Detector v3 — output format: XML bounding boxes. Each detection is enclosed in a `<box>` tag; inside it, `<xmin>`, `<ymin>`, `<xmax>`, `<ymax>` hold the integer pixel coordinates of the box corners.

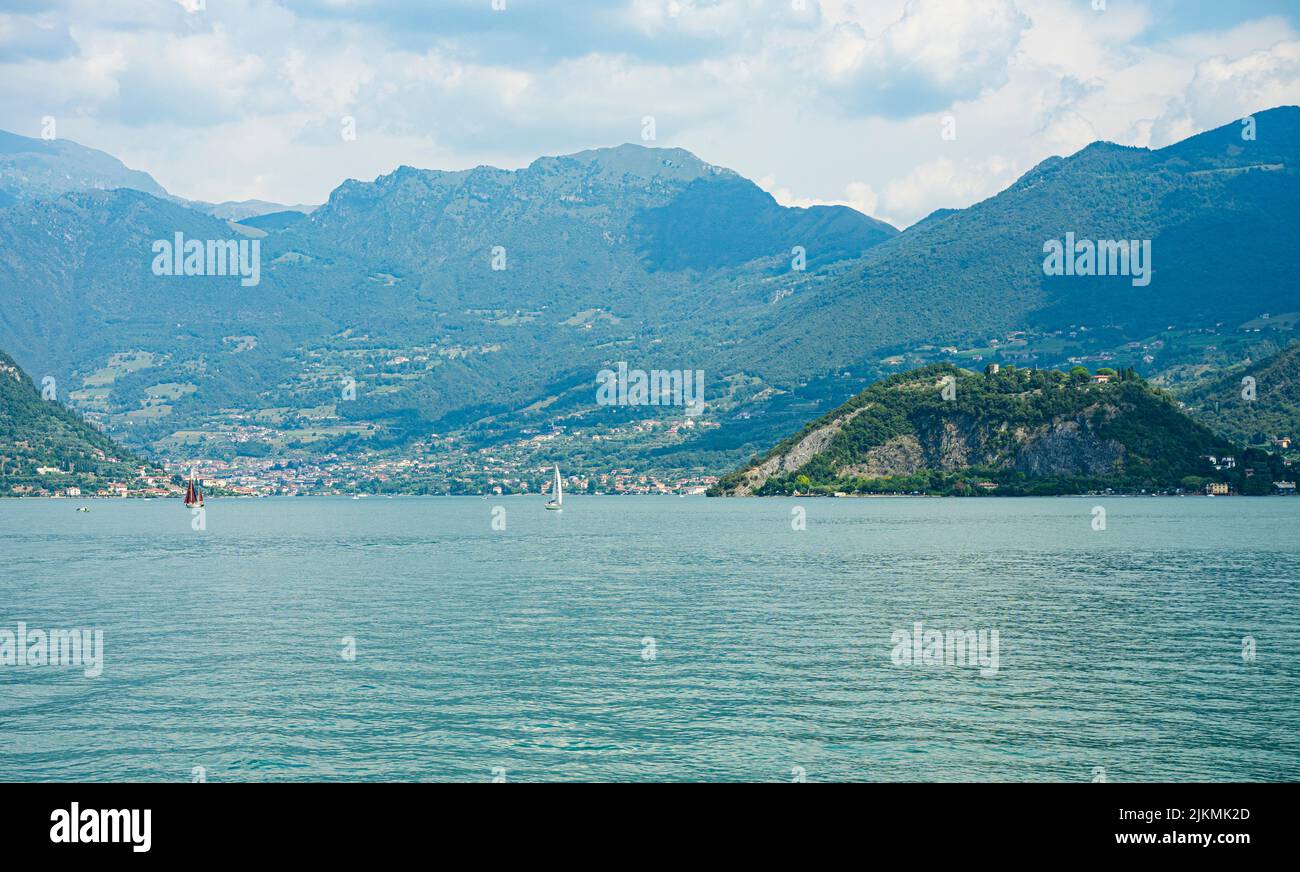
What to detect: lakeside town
<box><xmin>9</xmin><ymin>427</ymin><xmax>720</xmax><ymax>499</ymax></box>
<box><xmin>8</xmin><ymin>378</ymin><xmax>1296</xmax><ymax>499</ymax></box>
<box><xmin>13</xmin><ymin>447</ymin><xmax>1297</xmax><ymax>500</ymax></box>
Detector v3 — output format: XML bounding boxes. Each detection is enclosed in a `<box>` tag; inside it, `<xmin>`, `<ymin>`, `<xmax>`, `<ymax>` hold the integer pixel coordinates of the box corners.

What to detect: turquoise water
<box><xmin>1</xmin><ymin>495</ymin><xmax>1297</xmax><ymax>782</ymax></box>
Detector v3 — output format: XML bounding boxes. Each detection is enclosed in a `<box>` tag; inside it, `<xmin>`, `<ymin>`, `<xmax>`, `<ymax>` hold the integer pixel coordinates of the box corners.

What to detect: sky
<box><xmin>1</xmin><ymin>0</ymin><xmax>1298</xmax><ymax>227</ymax></box>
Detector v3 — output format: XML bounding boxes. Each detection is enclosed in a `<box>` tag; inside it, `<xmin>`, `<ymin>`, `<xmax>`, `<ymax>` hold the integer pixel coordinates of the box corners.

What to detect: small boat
<box><xmin>76</xmin><ymin>506</ymin><xmax>90</xmax><ymax>513</ymax></box>
<box><xmin>545</xmin><ymin>465</ymin><xmax>563</xmax><ymax>511</ymax></box>
<box><xmin>183</xmin><ymin>468</ymin><xmax>204</xmax><ymax>508</ymax></box>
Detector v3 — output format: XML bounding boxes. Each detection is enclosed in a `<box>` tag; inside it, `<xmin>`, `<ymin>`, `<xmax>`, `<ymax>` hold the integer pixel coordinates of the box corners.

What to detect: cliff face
<box><xmin>1013</xmin><ymin>418</ymin><xmax>1127</xmax><ymax>477</ymax></box>
<box><xmin>713</xmin><ymin>364</ymin><xmax>1236</xmax><ymax>496</ymax></box>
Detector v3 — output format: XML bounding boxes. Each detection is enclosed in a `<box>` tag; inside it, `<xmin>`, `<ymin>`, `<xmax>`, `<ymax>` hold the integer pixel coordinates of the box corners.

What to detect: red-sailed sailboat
<box><xmin>184</xmin><ymin>468</ymin><xmax>204</xmax><ymax>508</ymax></box>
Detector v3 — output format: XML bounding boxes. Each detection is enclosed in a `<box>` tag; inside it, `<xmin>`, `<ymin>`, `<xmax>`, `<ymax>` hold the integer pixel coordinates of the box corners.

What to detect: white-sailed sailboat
<box><xmin>545</xmin><ymin>465</ymin><xmax>563</xmax><ymax>511</ymax></box>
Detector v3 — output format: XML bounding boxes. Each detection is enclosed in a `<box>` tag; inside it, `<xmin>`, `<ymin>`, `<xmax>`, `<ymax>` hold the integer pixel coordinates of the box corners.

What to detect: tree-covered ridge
<box><xmin>0</xmin><ymin>349</ymin><xmax>164</xmax><ymax>495</ymax></box>
<box><xmin>732</xmin><ymin>106</ymin><xmax>1300</xmax><ymax>382</ymax></box>
<box><xmin>712</xmin><ymin>364</ymin><xmax>1292</xmax><ymax>496</ymax></box>
<box><xmin>1177</xmin><ymin>342</ymin><xmax>1300</xmax><ymax>455</ymax></box>
<box><xmin>0</xmin><ymin>109</ymin><xmax>1296</xmax><ymax>484</ymax></box>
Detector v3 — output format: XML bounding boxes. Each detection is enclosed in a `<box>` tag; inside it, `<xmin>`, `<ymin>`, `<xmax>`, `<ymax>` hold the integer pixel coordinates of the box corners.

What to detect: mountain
<box><xmin>198</xmin><ymin>200</ymin><xmax>317</xmax><ymax>221</ymax></box>
<box><xmin>0</xmin><ymin>349</ymin><xmax>163</xmax><ymax>496</ymax></box>
<box><xmin>1177</xmin><ymin>341</ymin><xmax>1300</xmax><ymax>453</ymax></box>
<box><xmin>0</xmin><ymin>129</ymin><xmax>169</xmax><ymax>201</ymax></box>
<box><xmin>290</xmin><ymin>145</ymin><xmax>894</xmax><ymax>280</ymax></box>
<box><xmin>629</xmin><ymin>173</ymin><xmax>897</xmax><ymax>272</ymax></box>
<box><xmin>732</xmin><ymin>105</ymin><xmax>1300</xmax><ymax>381</ymax></box>
<box><xmin>0</xmin><ymin>140</ymin><xmax>899</xmax><ymax>468</ymax></box>
<box><xmin>0</xmin><ymin>109</ymin><xmax>1296</xmax><ymax>487</ymax></box>
<box><xmin>236</xmin><ymin>209</ymin><xmax>310</xmax><ymax>231</ymax></box>
<box><xmin>709</xmin><ymin>363</ymin><xmax>1291</xmax><ymax>496</ymax></box>
<box><xmin>0</xmin><ymin>188</ymin><xmax>333</xmax><ymax>383</ymax></box>
<box><xmin>0</xmin><ymin>130</ymin><xmax>315</xmax><ymax>220</ymax></box>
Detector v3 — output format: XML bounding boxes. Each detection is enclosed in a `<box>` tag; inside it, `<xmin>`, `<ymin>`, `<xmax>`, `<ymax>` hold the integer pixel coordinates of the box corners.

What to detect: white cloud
<box><xmin>810</xmin><ymin>0</ymin><xmax>1030</xmax><ymax>116</ymax></box>
<box><xmin>1152</xmin><ymin>39</ymin><xmax>1300</xmax><ymax>146</ymax></box>
<box><xmin>879</xmin><ymin>156</ymin><xmax>1018</xmax><ymax>226</ymax></box>
<box><xmin>760</xmin><ymin>175</ymin><xmax>881</xmax><ymax>218</ymax></box>
<box><xmin>283</xmin><ymin>46</ymin><xmax>375</xmax><ymax>117</ymax></box>
<box><xmin>0</xmin><ymin>0</ymin><xmax>1298</xmax><ymax>226</ymax></box>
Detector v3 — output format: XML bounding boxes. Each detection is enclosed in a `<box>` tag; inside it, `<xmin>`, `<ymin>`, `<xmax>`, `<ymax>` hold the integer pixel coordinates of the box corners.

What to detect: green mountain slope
<box><xmin>712</xmin><ymin>364</ymin><xmax>1291</xmax><ymax>496</ymax></box>
<box><xmin>0</xmin><ymin>110</ymin><xmax>1296</xmax><ymax>483</ymax></box>
<box><xmin>0</xmin><ymin>349</ymin><xmax>162</xmax><ymax>495</ymax></box>
<box><xmin>0</xmin><ymin>141</ymin><xmax>898</xmax><ymax>464</ymax></box>
<box><xmin>735</xmin><ymin>105</ymin><xmax>1300</xmax><ymax>380</ymax></box>
<box><xmin>1178</xmin><ymin>342</ymin><xmax>1300</xmax><ymax>453</ymax></box>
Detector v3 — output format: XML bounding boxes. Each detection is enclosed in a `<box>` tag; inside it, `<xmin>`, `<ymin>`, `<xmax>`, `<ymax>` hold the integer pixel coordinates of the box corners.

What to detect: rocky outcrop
<box><xmin>729</xmin><ymin>404</ymin><xmax>872</xmax><ymax>495</ymax></box>
<box><xmin>1014</xmin><ymin>419</ymin><xmax>1126</xmax><ymax>477</ymax></box>
<box><xmin>712</xmin><ymin>362</ymin><xmax>1236</xmax><ymax>496</ymax></box>
<box><xmin>837</xmin><ymin>434</ymin><xmax>924</xmax><ymax>478</ymax></box>
<box><xmin>918</xmin><ymin>416</ymin><xmax>979</xmax><ymax>471</ymax></box>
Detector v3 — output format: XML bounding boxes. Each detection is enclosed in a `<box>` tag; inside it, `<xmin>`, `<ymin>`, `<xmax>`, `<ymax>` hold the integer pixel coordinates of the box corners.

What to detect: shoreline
<box><xmin>3</xmin><ymin>491</ymin><xmax>1293</xmax><ymax>501</ymax></box>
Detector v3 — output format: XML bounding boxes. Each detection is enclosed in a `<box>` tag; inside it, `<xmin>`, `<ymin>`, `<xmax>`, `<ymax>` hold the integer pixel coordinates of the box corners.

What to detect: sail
<box><xmin>553</xmin><ymin>466</ymin><xmax>563</xmax><ymax>505</ymax></box>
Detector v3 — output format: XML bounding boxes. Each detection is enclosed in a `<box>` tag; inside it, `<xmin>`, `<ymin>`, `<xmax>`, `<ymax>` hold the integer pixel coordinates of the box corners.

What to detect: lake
<box><xmin>1</xmin><ymin>495</ymin><xmax>1297</xmax><ymax>782</ymax></box>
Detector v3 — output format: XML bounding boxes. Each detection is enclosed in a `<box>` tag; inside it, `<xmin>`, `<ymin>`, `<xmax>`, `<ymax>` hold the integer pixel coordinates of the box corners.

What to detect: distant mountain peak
<box><xmin>1155</xmin><ymin>103</ymin><xmax>1300</xmax><ymax>166</ymax></box>
<box><xmin>527</xmin><ymin>143</ymin><xmax>733</xmax><ymax>180</ymax></box>
<box><xmin>327</xmin><ymin>143</ymin><xmax>734</xmax><ymax>206</ymax></box>
<box><xmin>0</xmin><ymin>128</ymin><xmax>169</xmax><ymax>202</ymax></box>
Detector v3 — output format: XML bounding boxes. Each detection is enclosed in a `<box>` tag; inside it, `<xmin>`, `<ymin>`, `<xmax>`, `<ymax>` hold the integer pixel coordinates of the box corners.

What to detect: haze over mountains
<box><xmin>0</xmin><ymin>129</ymin><xmax>312</xmax><ymax>219</ymax></box>
<box><xmin>0</xmin><ymin>107</ymin><xmax>1297</xmax><ymax>481</ymax></box>
<box><xmin>0</xmin><ymin>129</ymin><xmax>168</xmax><ymax>203</ymax></box>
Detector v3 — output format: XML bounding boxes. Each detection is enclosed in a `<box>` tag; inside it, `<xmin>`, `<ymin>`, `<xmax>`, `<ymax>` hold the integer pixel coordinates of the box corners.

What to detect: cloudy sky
<box><xmin>2</xmin><ymin>0</ymin><xmax>1298</xmax><ymax>226</ymax></box>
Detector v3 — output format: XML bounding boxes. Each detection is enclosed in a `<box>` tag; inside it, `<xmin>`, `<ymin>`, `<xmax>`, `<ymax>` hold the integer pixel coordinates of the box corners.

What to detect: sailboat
<box><xmin>545</xmin><ymin>465</ymin><xmax>563</xmax><ymax>511</ymax></box>
<box><xmin>184</xmin><ymin>468</ymin><xmax>204</xmax><ymax>508</ymax></box>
